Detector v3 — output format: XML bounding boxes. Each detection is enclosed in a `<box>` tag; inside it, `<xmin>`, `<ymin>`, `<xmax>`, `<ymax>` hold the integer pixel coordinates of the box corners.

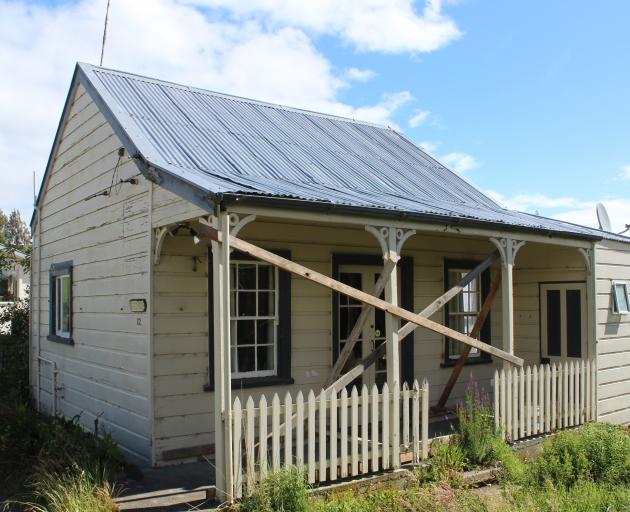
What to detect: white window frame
<box><xmin>612</xmin><ymin>281</ymin><xmax>630</xmax><ymax>314</ymax></box>
<box><xmin>447</xmin><ymin>267</ymin><xmax>482</xmax><ymax>360</ymax></box>
<box><xmin>230</xmin><ymin>260</ymin><xmax>279</xmax><ymax>378</ymax></box>
<box><xmin>55</xmin><ymin>274</ymin><xmax>72</xmax><ymax>338</ymax></box>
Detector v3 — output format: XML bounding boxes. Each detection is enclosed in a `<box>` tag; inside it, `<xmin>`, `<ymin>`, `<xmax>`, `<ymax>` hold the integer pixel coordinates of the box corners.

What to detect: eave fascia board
<box><xmin>222</xmin><ymin>194</ymin><xmax>603</xmax><ymax>248</ymax></box>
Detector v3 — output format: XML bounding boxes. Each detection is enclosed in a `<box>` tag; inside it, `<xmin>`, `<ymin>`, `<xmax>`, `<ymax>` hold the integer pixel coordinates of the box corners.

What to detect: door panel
<box><xmin>541</xmin><ymin>283</ymin><xmax>586</xmax><ymax>361</ymax></box>
<box><xmin>336</xmin><ymin>265</ymin><xmax>401</xmax><ymax>390</ymax></box>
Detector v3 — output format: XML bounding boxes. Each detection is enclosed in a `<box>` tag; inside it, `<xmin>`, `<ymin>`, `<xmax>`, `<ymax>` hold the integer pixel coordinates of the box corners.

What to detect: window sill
<box><xmin>440</xmin><ymin>357</ymin><xmax>492</xmax><ymax>368</ymax></box>
<box><xmin>47</xmin><ymin>335</ymin><xmax>74</xmax><ymax>345</ymax></box>
<box><xmin>204</xmin><ymin>376</ymin><xmax>294</xmax><ymax>392</ymax></box>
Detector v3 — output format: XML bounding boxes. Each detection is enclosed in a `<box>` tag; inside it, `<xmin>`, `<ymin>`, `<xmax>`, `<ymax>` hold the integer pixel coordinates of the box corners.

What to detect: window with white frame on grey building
<box><xmin>447</xmin><ymin>267</ymin><xmax>481</xmax><ymax>359</ymax></box>
<box><xmin>230</xmin><ymin>260</ymin><xmax>278</xmax><ymax>377</ymax></box>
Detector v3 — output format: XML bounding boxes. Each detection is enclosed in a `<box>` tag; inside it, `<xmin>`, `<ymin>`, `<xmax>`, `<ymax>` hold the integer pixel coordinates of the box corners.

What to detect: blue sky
<box><xmin>1</xmin><ymin>0</ymin><xmax>628</xmax><ymax>230</ymax></box>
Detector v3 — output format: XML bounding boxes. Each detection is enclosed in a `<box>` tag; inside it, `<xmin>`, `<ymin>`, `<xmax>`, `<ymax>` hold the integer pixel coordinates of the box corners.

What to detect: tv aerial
<box><xmin>596</xmin><ymin>202</ymin><xmax>629</xmax><ymax>235</ymax></box>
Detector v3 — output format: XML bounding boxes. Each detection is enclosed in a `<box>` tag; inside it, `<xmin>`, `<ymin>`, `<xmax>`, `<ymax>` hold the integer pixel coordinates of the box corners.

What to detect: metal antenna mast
<box><xmin>99</xmin><ymin>0</ymin><xmax>111</xmax><ymax>66</ymax></box>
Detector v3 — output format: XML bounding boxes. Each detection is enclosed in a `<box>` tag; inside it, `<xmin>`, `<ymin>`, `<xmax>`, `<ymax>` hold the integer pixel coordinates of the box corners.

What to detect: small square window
<box><xmin>612</xmin><ymin>282</ymin><xmax>630</xmax><ymax>314</ymax></box>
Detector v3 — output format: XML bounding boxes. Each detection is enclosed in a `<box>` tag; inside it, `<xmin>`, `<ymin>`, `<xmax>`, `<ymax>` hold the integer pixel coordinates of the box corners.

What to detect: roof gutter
<box><xmin>220</xmin><ymin>192</ymin><xmax>604</xmax><ymax>243</ymax></box>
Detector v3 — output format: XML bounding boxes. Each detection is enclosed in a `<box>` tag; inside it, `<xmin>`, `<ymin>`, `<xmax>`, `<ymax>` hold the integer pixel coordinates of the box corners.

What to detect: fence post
<box><xmin>493</xmin><ymin>370</ymin><xmax>500</xmax><ymax>433</ymax></box>
<box><xmin>392</xmin><ymin>381</ymin><xmax>400</xmax><ymax>468</ymax></box>
<box><xmin>412</xmin><ymin>380</ymin><xmax>420</xmax><ymax>463</ymax></box>
<box><xmin>351</xmin><ymin>386</ymin><xmax>359</xmax><ymax>475</ymax></box>
<box><xmin>307</xmin><ymin>390</ymin><xmax>316</xmax><ymax>483</ymax></box>
<box><xmin>519</xmin><ymin>366</ymin><xmax>525</xmax><ymax>439</ymax></box>
<box><xmin>245</xmin><ymin>397</ymin><xmax>255</xmax><ymax>493</ymax></box>
<box><xmin>371</xmin><ymin>384</ymin><xmax>379</xmax><ymax>471</ymax></box>
<box><xmin>361</xmin><ymin>385</ymin><xmax>369</xmax><ymax>474</ymax></box>
<box><xmin>382</xmin><ymin>382</ymin><xmax>390</xmax><ymax>470</ymax></box>
<box><xmin>232</xmin><ymin>397</ymin><xmax>243</xmax><ymax>499</ymax></box>
<box><xmin>331</xmin><ymin>389</ymin><xmax>338</xmax><ymax>479</ymax></box>
<box><xmin>421</xmin><ymin>378</ymin><xmax>429</xmax><ymax>460</ymax></box>
<box><xmin>284</xmin><ymin>392</ymin><xmax>293</xmax><ymax>469</ymax></box>
<box><xmin>319</xmin><ymin>389</ymin><xmax>327</xmax><ymax>482</ymax></box>
<box><xmin>340</xmin><ymin>388</ymin><xmax>348</xmax><ymax>478</ymax></box>
<box><xmin>296</xmin><ymin>391</ymin><xmax>304</xmax><ymax>469</ymax></box>
<box><xmin>259</xmin><ymin>395</ymin><xmax>268</xmax><ymax>479</ymax></box>
<box><xmin>272</xmin><ymin>394</ymin><xmax>280</xmax><ymax>473</ymax></box>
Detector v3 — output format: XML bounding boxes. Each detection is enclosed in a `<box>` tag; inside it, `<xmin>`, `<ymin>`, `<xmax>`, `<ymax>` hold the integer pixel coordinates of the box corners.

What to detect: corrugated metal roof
<box><xmin>78</xmin><ymin>63</ymin><xmax>628</xmax><ymax>242</ymax></box>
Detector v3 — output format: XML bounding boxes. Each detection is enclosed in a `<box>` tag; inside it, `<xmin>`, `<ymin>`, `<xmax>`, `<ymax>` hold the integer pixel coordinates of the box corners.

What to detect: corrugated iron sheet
<box><xmin>80</xmin><ymin>63</ymin><xmax>627</xmax><ymax>241</ymax></box>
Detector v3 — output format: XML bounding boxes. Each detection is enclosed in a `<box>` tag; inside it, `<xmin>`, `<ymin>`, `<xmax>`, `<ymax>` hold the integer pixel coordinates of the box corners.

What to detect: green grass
<box><xmin>239</xmin><ymin>467</ymin><xmax>309</xmax><ymax>512</ymax></box>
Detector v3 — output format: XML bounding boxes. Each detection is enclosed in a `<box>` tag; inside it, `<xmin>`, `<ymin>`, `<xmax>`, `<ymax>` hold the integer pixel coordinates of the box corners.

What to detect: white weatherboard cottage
<box><xmin>30</xmin><ymin>63</ymin><xmax>630</xmax><ymax>499</ymax></box>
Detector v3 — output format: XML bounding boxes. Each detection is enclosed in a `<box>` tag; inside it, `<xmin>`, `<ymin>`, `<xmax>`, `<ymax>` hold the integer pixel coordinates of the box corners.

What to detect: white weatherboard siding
<box><xmin>31</xmin><ymin>84</ymin><xmax>152</xmax><ymax>465</ymax></box>
<box><xmin>596</xmin><ymin>240</ymin><xmax>630</xmax><ymax>424</ymax></box>
<box><xmin>152</xmin><ymin>217</ymin><xmax>586</xmax><ymax>464</ymax></box>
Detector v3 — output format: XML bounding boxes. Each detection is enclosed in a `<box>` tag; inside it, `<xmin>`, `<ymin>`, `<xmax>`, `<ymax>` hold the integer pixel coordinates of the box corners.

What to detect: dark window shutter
<box><xmin>566</xmin><ymin>289</ymin><xmax>582</xmax><ymax>358</ymax></box>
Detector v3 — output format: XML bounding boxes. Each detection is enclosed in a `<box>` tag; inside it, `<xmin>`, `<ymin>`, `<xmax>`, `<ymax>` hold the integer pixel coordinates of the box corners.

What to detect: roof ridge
<box><xmin>79</xmin><ymin>62</ymin><xmax>392</xmax><ymax>130</ymax></box>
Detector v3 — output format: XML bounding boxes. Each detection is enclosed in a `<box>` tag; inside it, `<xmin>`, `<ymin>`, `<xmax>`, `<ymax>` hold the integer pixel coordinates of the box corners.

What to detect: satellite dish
<box><xmin>596</xmin><ymin>203</ymin><xmax>612</xmax><ymax>232</ymax></box>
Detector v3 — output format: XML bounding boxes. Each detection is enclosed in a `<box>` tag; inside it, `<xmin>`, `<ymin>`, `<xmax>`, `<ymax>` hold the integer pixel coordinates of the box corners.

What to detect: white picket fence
<box><xmin>231</xmin><ymin>379</ymin><xmax>429</xmax><ymax>498</ymax></box>
<box><xmin>494</xmin><ymin>359</ymin><xmax>596</xmax><ymax>442</ymax></box>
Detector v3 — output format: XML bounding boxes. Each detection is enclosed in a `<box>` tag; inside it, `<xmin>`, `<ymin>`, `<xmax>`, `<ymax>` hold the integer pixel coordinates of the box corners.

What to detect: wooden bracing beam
<box><xmin>325</xmin><ymin>258</ymin><xmax>397</xmax><ymax>387</ymax></box>
<box><xmin>435</xmin><ymin>271</ymin><xmax>502</xmax><ymax>408</ymax></box>
<box><xmin>327</xmin><ymin>252</ymin><xmax>500</xmax><ymax>392</ymax></box>
<box><xmin>199</xmin><ymin>224</ymin><xmax>523</xmax><ymax>367</ymax></box>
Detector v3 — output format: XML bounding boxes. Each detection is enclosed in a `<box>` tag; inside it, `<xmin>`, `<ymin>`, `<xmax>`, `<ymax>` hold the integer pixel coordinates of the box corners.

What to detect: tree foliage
<box><xmin>0</xmin><ymin>208</ymin><xmax>31</xmax><ymax>274</ymax></box>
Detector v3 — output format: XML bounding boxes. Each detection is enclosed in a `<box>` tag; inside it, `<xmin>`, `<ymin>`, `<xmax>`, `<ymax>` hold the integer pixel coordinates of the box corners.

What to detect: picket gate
<box><xmin>231</xmin><ymin>379</ymin><xmax>429</xmax><ymax>498</ymax></box>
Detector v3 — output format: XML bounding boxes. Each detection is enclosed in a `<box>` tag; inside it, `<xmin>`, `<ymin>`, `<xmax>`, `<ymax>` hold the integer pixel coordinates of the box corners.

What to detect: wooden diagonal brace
<box><xmin>325</xmin><ymin>258</ymin><xmax>397</xmax><ymax>387</ymax></box>
<box><xmin>436</xmin><ymin>271</ymin><xmax>502</xmax><ymax>408</ymax></box>
<box><xmin>199</xmin><ymin>224</ymin><xmax>523</xmax><ymax>367</ymax></box>
<box><xmin>329</xmin><ymin>251</ymin><xmax>500</xmax><ymax>391</ymax></box>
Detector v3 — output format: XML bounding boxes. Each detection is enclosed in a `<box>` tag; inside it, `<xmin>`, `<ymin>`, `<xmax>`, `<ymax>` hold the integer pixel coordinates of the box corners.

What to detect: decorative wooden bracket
<box><xmin>154</xmin><ymin>226</ymin><xmax>169</xmax><ymax>265</ymax></box>
<box><xmin>577</xmin><ymin>247</ymin><xmax>592</xmax><ymax>274</ymax></box>
<box><xmin>490</xmin><ymin>237</ymin><xmax>525</xmax><ymax>267</ymax></box>
<box><xmin>365</xmin><ymin>225</ymin><xmax>416</xmax><ymax>261</ymax></box>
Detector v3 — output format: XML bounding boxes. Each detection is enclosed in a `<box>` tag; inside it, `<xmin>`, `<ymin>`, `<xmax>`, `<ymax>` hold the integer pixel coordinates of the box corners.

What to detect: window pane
<box><xmin>257</xmin><ymin>319</ymin><xmax>274</xmax><ymax>344</ymax></box>
<box><xmin>546</xmin><ymin>289</ymin><xmax>561</xmax><ymax>357</ymax></box>
<box><xmin>236</xmin><ymin>320</ymin><xmax>255</xmax><ymax>345</ymax></box>
<box><xmin>339</xmin><ymin>273</ymin><xmax>361</xmax><ymax>305</ymax></box>
<box><xmin>258</xmin><ymin>265</ymin><xmax>274</xmax><ymax>290</ymax></box>
<box><xmin>238</xmin><ymin>264</ymin><xmax>256</xmax><ymax>290</ymax></box>
<box><xmin>230</xmin><ymin>320</ymin><xmax>237</xmax><ymax>347</ymax></box>
<box><xmin>566</xmin><ymin>289</ymin><xmax>582</xmax><ymax>358</ymax></box>
<box><xmin>237</xmin><ymin>347</ymin><xmax>255</xmax><ymax>372</ymax></box>
<box><xmin>61</xmin><ymin>276</ymin><xmax>71</xmax><ymax>333</ymax></box>
<box><xmin>257</xmin><ymin>346</ymin><xmax>274</xmax><ymax>371</ymax></box>
<box><xmin>614</xmin><ymin>283</ymin><xmax>629</xmax><ymax>313</ymax></box>
<box><xmin>258</xmin><ymin>292</ymin><xmax>275</xmax><ymax>316</ymax></box>
<box><xmin>231</xmin><ymin>347</ymin><xmax>237</xmax><ymax>373</ymax></box>
<box><xmin>238</xmin><ymin>291</ymin><xmax>256</xmax><ymax>316</ymax></box>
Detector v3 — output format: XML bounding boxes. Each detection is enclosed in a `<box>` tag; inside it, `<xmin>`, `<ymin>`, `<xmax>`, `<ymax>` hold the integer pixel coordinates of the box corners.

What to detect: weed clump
<box><xmin>530</xmin><ymin>422</ymin><xmax>630</xmax><ymax>488</ymax></box>
<box><xmin>239</xmin><ymin>467</ymin><xmax>308</xmax><ymax>512</ymax></box>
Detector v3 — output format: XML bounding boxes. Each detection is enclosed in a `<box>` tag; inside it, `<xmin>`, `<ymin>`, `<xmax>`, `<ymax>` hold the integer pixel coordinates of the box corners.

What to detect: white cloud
<box><xmin>438</xmin><ymin>152</ymin><xmax>478</xmax><ymax>174</ymax></box>
<box><xmin>345</xmin><ymin>67</ymin><xmax>376</xmax><ymax>82</ymax></box>
<box><xmin>185</xmin><ymin>0</ymin><xmax>462</xmax><ymax>53</ymax></box>
<box><xmin>418</xmin><ymin>141</ymin><xmax>438</xmax><ymax>154</ymax></box>
<box><xmin>409</xmin><ymin>109</ymin><xmax>431</xmax><ymax>128</ymax></box>
<box><xmin>0</xmin><ymin>0</ymin><xmax>418</xmax><ymax>220</ymax></box>
<box><xmin>619</xmin><ymin>165</ymin><xmax>630</xmax><ymax>180</ymax></box>
<box><xmin>486</xmin><ymin>191</ymin><xmax>630</xmax><ymax>233</ymax></box>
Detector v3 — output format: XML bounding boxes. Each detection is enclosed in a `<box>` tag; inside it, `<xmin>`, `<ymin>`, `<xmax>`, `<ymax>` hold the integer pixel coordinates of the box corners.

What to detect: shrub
<box><xmin>530</xmin><ymin>422</ymin><xmax>630</xmax><ymax>488</ymax></box>
<box><xmin>506</xmin><ymin>480</ymin><xmax>630</xmax><ymax>512</ymax></box>
<box><xmin>240</xmin><ymin>467</ymin><xmax>308</xmax><ymax>512</ymax></box>
<box><xmin>418</xmin><ymin>438</ymin><xmax>466</xmax><ymax>483</ymax></box>
<box><xmin>453</xmin><ymin>377</ymin><xmax>526</xmax><ymax>481</ymax></box>
<box><xmin>0</xmin><ymin>299</ymin><xmax>30</xmax><ymax>404</ymax></box>
<box><xmin>0</xmin><ymin>404</ymin><xmax>124</xmax><ymax>496</ymax></box>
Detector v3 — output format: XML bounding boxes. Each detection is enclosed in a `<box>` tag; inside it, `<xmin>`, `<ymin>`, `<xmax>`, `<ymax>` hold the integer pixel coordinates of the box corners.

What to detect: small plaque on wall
<box><xmin>129</xmin><ymin>299</ymin><xmax>147</xmax><ymax>312</ymax></box>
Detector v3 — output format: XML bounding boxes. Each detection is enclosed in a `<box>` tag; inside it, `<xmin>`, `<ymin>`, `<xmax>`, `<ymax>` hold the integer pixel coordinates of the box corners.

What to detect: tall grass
<box><xmin>239</xmin><ymin>467</ymin><xmax>308</xmax><ymax>512</ymax></box>
<box><xmin>22</xmin><ymin>462</ymin><xmax>118</xmax><ymax>512</ymax></box>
